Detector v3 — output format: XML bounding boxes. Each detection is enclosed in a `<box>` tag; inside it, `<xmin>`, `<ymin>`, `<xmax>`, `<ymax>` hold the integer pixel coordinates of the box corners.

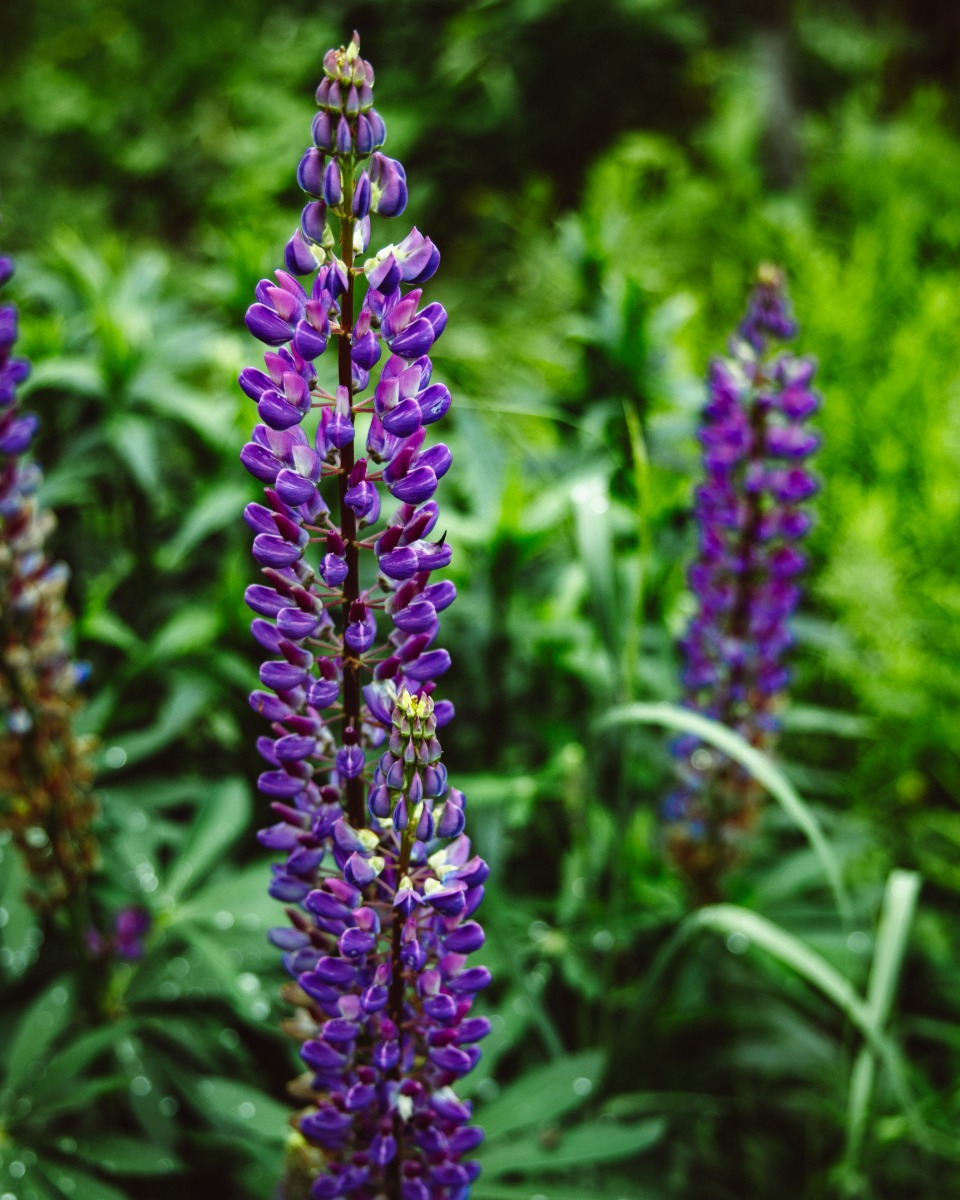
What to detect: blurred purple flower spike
<box><xmin>0</xmin><ymin>246</ymin><xmax>98</xmax><ymax>914</ymax></box>
<box><xmin>666</xmin><ymin>265</ymin><xmax>821</xmax><ymax>901</ymax></box>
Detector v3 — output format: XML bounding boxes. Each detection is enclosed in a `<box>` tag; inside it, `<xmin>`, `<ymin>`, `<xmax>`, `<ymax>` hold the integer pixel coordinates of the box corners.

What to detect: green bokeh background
<box><xmin>3</xmin><ymin>1</ymin><xmax>960</xmax><ymax>1197</ymax></box>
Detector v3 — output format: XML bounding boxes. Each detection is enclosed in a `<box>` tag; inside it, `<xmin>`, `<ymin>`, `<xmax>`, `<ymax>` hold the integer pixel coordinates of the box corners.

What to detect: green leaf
<box><xmin>157</xmin><ymin>482</ymin><xmax>251</xmax><ymax>570</ymax></box>
<box><xmin>35</xmin><ymin>1076</ymin><xmax>130</xmax><ymax>1122</ymax></box>
<box><xmin>112</xmin><ymin>676</ymin><xmax>215</xmax><ymax>767</ymax></box>
<box><xmin>97</xmin><ymin>777</ymin><xmax>210</xmax><ymax>811</ymax></box>
<box><xmin>0</xmin><ymin>842</ymin><xmax>41</xmax><ymax>982</ymax></box>
<box><xmin>80</xmin><ymin>609</ymin><xmax>143</xmax><ymax>653</ymax></box>
<box><xmin>781</xmin><ymin>705</ymin><xmax>873</xmax><ymax>738</ymax></box>
<box><xmin>570</xmin><ymin>471</ymin><xmax>624</xmax><ymax>677</ymax></box>
<box><xmin>107</xmin><ymin>413</ymin><xmax>161</xmax><ymax>494</ymax></box>
<box><xmin>173</xmin><ymin>860</ymin><xmax>282</xmax><ymax>971</ymax></box>
<box><xmin>70</xmin><ymin>1135</ymin><xmax>183</xmax><ymax>1175</ymax></box>
<box><xmin>0</xmin><ymin>1143</ymin><xmax>62</xmax><ymax>1200</ymax></box>
<box><xmin>598</xmin><ymin>702</ymin><xmax>852</xmax><ymax>923</ymax></box>
<box><xmin>0</xmin><ymin>978</ymin><xmax>73</xmax><ymax>1108</ymax></box>
<box><xmin>843</xmin><ymin>871</ymin><xmax>921</xmax><ymax>1177</ymax></box>
<box><xmin>147</xmin><ymin>608</ymin><xmax>222</xmax><ymax>662</ymax></box>
<box><xmin>39</xmin><ymin>1160</ymin><xmax>132</xmax><ymax>1200</ymax></box>
<box><xmin>481</xmin><ymin>898</ymin><xmax>564</xmax><ymax>1060</ymax></box>
<box><xmin>162</xmin><ymin>777</ymin><xmax>251</xmax><ymax>903</ymax></box>
<box><xmin>31</xmin><ymin>1021</ymin><xmax>135</xmax><ymax>1100</ymax></box>
<box><xmin>175</xmin><ymin>1074</ymin><xmax>292</xmax><ymax>1145</ymax></box>
<box><xmin>477</xmin><ymin>1117</ymin><xmax>666</xmax><ymax>1177</ymax></box>
<box><xmin>478</xmin><ymin>1051</ymin><xmax>605</xmax><ymax>1142</ymax></box>
<box><xmin>137</xmin><ymin>1015</ymin><xmax>225</xmax><ymax>1072</ymax></box>
<box><xmin>22</xmin><ymin>355</ymin><xmax>105</xmax><ymax>397</ymax></box>
<box><xmin>175</xmin><ymin>925</ymin><xmax>271</xmax><ymax>1022</ymax></box>
<box><xmin>686</xmin><ymin>904</ymin><xmax>936</xmax><ymax>1151</ymax></box>
<box><xmin>473</xmin><ymin>1184</ymin><xmax>664</xmax><ymax>1200</ymax></box>
<box><xmin>458</xmin><ymin>995</ymin><xmax>532</xmax><ymax>1102</ymax></box>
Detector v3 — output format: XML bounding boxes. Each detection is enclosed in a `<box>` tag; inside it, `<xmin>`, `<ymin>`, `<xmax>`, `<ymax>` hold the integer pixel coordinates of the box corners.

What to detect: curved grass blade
<box><xmin>689</xmin><ymin>903</ymin><xmax>957</xmax><ymax>1158</ymax></box>
<box><xmin>598</xmin><ymin>701</ymin><xmax>852</xmax><ymax>923</ymax></box>
<box><xmin>842</xmin><ymin>870</ymin><xmax>921</xmax><ymax>1181</ymax></box>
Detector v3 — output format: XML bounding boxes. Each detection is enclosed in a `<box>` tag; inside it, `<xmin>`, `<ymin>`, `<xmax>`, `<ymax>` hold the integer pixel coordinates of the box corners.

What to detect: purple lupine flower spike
<box><xmin>666</xmin><ymin>265</ymin><xmax>821</xmax><ymax>902</ymax></box>
<box><xmin>239</xmin><ymin>33</ymin><xmax>487</xmax><ymax>1199</ymax></box>
<box><xmin>0</xmin><ymin>246</ymin><xmax>98</xmax><ymax>912</ymax></box>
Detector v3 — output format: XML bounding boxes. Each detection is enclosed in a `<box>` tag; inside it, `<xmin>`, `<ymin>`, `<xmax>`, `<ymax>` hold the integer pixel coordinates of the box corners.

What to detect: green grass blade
<box><xmin>599</xmin><ymin>701</ymin><xmax>853</xmax><ymax>923</ymax></box>
<box><xmin>689</xmin><ymin>904</ymin><xmax>947</xmax><ymax>1157</ymax></box>
<box><xmin>842</xmin><ymin>870</ymin><xmax>921</xmax><ymax>1181</ymax></box>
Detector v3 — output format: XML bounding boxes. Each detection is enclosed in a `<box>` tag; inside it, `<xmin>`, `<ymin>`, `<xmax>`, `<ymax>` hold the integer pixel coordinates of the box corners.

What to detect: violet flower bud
<box><xmin>369</xmin><ymin>152</ymin><xmax>408</xmax><ymax>218</ymax></box>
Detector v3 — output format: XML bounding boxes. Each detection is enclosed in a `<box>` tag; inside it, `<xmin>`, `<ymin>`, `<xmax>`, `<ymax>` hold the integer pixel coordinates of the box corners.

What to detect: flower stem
<box><xmin>335</xmin><ymin>170</ymin><xmax>364</xmax><ymax>828</ymax></box>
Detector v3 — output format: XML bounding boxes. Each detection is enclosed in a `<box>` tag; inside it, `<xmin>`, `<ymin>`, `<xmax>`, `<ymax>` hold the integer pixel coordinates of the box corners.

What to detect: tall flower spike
<box><xmin>665</xmin><ymin>266</ymin><xmax>821</xmax><ymax>903</ymax></box>
<box><xmin>239</xmin><ymin>34</ymin><xmax>488</xmax><ymax>1200</ymax></box>
<box><xmin>0</xmin><ymin>247</ymin><xmax>98</xmax><ymax>914</ymax></box>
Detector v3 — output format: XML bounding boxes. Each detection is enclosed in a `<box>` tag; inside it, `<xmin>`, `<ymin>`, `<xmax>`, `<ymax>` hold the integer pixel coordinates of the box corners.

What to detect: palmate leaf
<box><xmin>97</xmin><ymin>776</ymin><xmax>212</xmax><ymax>812</ymax></box>
<box><xmin>145</xmin><ymin>607</ymin><xmax>222</xmax><ymax>663</ymax></box>
<box><xmin>173</xmin><ymin>859</ymin><xmax>276</xmax><ymax>932</ymax></box>
<box><xmin>106</xmin><ymin>412</ymin><xmax>161</xmax><ymax>494</ymax></box>
<box><xmin>108</xmin><ymin>1035</ymin><xmax>182</xmax><ymax>1152</ymax></box>
<box><xmin>20</xmin><ymin>355</ymin><xmax>106</xmax><ymax>398</ymax></box>
<box><xmin>481</xmin><ymin>897</ymin><xmax>564</xmax><ymax>1060</ymax></box>
<box><xmin>476</xmin><ymin>1116</ymin><xmax>666</xmax><ymax>1178</ymax></box>
<box><xmin>137</xmin><ymin>1015</ymin><xmax>223</xmax><ymax>1072</ymax></box>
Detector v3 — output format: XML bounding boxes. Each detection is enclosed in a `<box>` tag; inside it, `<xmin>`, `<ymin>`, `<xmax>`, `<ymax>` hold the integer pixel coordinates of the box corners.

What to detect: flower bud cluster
<box><xmin>277</xmin><ymin>689</ymin><xmax>489</xmax><ymax>1200</ymax></box>
<box><xmin>86</xmin><ymin>904</ymin><xmax>151</xmax><ymax>961</ymax></box>
<box><xmin>238</xmin><ymin>35</ymin><xmax>488</xmax><ymax>1198</ymax></box>
<box><xmin>665</xmin><ymin>267</ymin><xmax>821</xmax><ymax>897</ymax></box>
<box><xmin>0</xmin><ymin>251</ymin><xmax>97</xmax><ymax>911</ymax></box>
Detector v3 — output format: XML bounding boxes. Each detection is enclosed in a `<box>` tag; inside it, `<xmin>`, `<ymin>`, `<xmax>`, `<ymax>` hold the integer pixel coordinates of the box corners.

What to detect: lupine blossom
<box><xmin>239</xmin><ymin>35</ymin><xmax>489</xmax><ymax>1200</ymax></box>
<box><xmin>0</xmin><ymin>249</ymin><xmax>97</xmax><ymax>913</ymax></box>
<box><xmin>665</xmin><ymin>266</ymin><xmax>820</xmax><ymax>901</ymax></box>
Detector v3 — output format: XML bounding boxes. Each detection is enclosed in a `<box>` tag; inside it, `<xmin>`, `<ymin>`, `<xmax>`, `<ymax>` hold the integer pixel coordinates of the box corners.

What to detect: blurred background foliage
<box><xmin>3</xmin><ymin>0</ymin><xmax>960</xmax><ymax>1196</ymax></box>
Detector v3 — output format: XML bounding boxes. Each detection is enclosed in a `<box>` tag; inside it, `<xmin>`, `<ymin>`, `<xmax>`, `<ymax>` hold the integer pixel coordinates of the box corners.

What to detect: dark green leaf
<box><xmin>70</xmin><ymin>1135</ymin><xmax>183</xmax><ymax>1175</ymax></box>
<box><xmin>477</xmin><ymin>1117</ymin><xmax>666</xmax><ymax>1176</ymax></box>
<box><xmin>1</xmin><ymin>979</ymin><xmax>73</xmax><ymax>1108</ymax></box>
<box><xmin>478</xmin><ymin>1050</ymin><xmax>605</xmax><ymax>1141</ymax></box>
<box><xmin>162</xmin><ymin>777</ymin><xmax>251</xmax><ymax>902</ymax></box>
